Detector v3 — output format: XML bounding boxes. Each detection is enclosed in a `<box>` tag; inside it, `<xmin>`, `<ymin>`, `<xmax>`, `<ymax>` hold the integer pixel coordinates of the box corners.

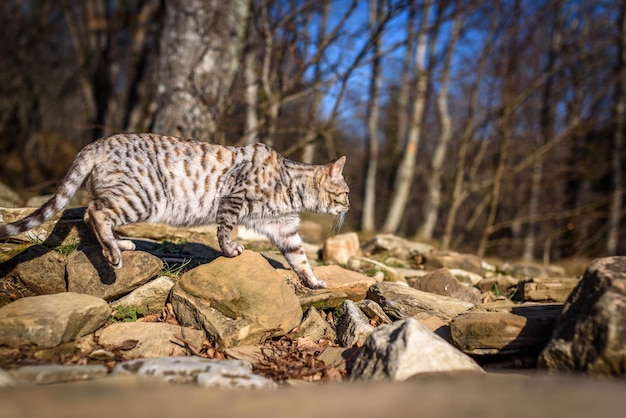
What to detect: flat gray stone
<box><xmin>8</xmin><ymin>364</ymin><xmax>108</xmax><ymax>385</ymax></box>
<box><xmin>112</xmin><ymin>356</ymin><xmax>276</xmax><ymax>389</ymax></box>
<box><xmin>367</xmin><ymin>282</ymin><xmax>474</xmax><ymax>323</ymax></box>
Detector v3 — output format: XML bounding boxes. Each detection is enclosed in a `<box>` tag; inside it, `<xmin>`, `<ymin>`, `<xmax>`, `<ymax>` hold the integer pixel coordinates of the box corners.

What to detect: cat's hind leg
<box><xmin>84</xmin><ymin>202</ymin><xmax>124</xmax><ymax>268</ymax></box>
<box><xmin>216</xmin><ymin>195</ymin><xmax>245</xmax><ymax>257</ymax></box>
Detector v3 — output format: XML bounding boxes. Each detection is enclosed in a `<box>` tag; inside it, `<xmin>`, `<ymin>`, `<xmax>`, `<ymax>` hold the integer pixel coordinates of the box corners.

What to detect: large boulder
<box><xmin>170</xmin><ymin>251</ymin><xmax>302</xmax><ymax>347</ymax></box>
<box><xmin>0</xmin><ymin>293</ymin><xmax>110</xmax><ymax>348</ymax></box>
<box><xmin>5</xmin><ymin>245</ymin><xmax>67</xmax><ymax>295</ymax></box>
<box><xmin>66</xmin><ymin>246</ymin><xmax>163</xmax><ymax>301</ymax></box>
<box><xmin>539</xmin><ymin>257</ymin><xmax>626</xmax><ymax>376</ymax></box>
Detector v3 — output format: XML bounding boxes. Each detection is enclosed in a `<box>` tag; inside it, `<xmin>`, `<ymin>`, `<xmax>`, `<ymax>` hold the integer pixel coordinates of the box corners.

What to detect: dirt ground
<box><xmin>1</xmin><ymin>371</ymin><xmax>624</xmax><ymax>418</ymax></box>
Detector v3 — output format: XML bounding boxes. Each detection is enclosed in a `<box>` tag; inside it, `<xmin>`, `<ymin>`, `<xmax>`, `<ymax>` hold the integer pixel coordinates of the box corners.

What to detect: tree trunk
<box><xmin>523</xmin><ymin>2</ymin><xmax>562</xmax><ymax>260</ymax></box>
<box><xmin>361</xmin><ymin>0</ymin><xmax>384</xmax><ymax>233</ymax></box>
<box><xmin>391</xmin><ymin>2</ymin><xmax>416</xmax><ymax>161</ymax></box>
<box><xmin>417</xmin><ymin>14</ymin><xmax>461</xmax><ymax>241</ymax></box>
<box><xmin>382</xmin><ymin>2</ymin><xmax>432</xmax><ymax>234</ymax></box>
<box><xmin>151</xmin><ymin>0</ymin><xmax>249</xmax><ymax>139</ymax></box>
<box><xmin>442</xmin><ymin>7</ymin><xmax>499</xmax><ymax>251</ymax></box>
<box><xmin>302</xmin><ymin>0</ymin><xmax>330</xmax><ymax>164</ymax></box>
<box><xmin>243</xmin><ymin>47</ymin><xmax>259</xmax><ymax>145</ymax></box>
<box><xmin>607</xmin><ymin>1</ymin><xmax>626</xmax><ymax>255</ymax></box>
<box><xmin>478</xmin><ymin>0</ymin><xmax>520</xmax><ymax>257</ymax></box>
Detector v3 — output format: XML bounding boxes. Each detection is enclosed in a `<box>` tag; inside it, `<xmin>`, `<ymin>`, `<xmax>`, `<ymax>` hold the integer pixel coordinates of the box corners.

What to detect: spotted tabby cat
<box><xmin>0</xmin><ymin>133</ymin><xmax>350</xmax><ymax>289</ymax></box>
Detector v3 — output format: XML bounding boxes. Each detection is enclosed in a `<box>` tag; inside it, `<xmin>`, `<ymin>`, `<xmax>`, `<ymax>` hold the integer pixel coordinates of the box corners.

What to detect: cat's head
<box><xmin>319</xmin><ymin>156</ymin><xmax>350</xmax><ymax>216</ymax></box>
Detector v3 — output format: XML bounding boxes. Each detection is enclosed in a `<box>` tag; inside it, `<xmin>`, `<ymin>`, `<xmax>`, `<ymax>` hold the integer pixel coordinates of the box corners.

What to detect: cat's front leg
<box><xmin>216</xmin><ymin>195</ymin><xmax>244</xmax><ymax>257</ymax></box>
<box><xmin>253</xmin><ymin>220</ymin><xmax>326</xmax><ymax>289</ymax></box>
<box><xmin>283</xmin><ymin>247</ymin><xmax>327</xmax><ymax>289</ymax></box>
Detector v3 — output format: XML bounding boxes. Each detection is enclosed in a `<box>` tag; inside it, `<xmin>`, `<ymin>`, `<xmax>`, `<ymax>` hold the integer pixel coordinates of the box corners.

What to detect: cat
<box><xmin>0</xmin><ymin>133</ymin><xmax>350</xmax><ymax>289</ymax></box>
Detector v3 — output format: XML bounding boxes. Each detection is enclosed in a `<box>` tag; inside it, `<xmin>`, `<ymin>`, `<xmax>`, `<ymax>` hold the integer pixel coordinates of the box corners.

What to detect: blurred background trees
<box><xmin>0</xmin><ymin>0</ymin><xmax>624</xmax><ymax>261</ymax></box>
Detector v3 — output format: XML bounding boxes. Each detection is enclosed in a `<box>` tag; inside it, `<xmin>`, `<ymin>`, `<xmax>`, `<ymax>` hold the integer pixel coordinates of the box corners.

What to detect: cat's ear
<box><xmin>329</xmin><ymin>156</ymin><xmax>346</xmax><ymax>179</ymax></box>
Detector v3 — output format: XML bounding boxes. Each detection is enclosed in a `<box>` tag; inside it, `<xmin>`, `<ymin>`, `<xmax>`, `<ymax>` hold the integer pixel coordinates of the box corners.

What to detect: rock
<box><xmin>109</xmin><ymin>276</ymin><xmax>175</xmax><ymax>315</ymax></box>
<box><xmin>539</xmin><ymin>257</ymin><xmax>626</xmax><ymax>376</ymax></box>
<box><xmin>411</xmin><ymin>268</ymin><xmax>481</xmax><ymax>305</ymax></box>
<box><xmin>395</xmin><ymin>267</ymin><xmax>429</xmax><ymax>281</ymax></box>
<box><xmin>449</xmin><ymin>268</ymin><xmax>484</xmax><ymax>286</ymax></box>
<box><xmin>96</xmin><ymin>322</ymin><xmax>205</xmax><ymax>358</ymax></box>
<box><xmin>112</xmin><ymin>356</ymin><xmax>276</xmax><ymax>389</ymax></box>
<box><xmin>450</xmin><ymin>304</ymin><xmax>563</xmax><ymax>355</ymax></box>
<box><xmin>224</xmin><ymin>345</ymin><xmax>265</xmax><ymax>365</ymax></box>
<box><xmin>361</xmin><ymin>234</ymin><xmax>433</xmax><ymax>259</ymax></box>
<box><xmin>8</xmin><ymin>365</ymin><xmax>108</xmax><ymax>385</ymax></box>
<box><xmin>33</xmin><ymin>335</ymin><xmax>98</xmax><ymax>363</ymax></box>
<box><xmin>317</xmin><ymin>347</ymin><xmax>359</xmax><ymax>372</ymax></box>
<box><xmin>115</xmin><ymin>222</ymin><xmax>219</xmax><ymax>248</ymax></box>
<box><xmin>349</xmin><ymin>318</ymin><xmax>483</xmax><ymax>382</ymax></box>
<box><xmin>290</xmin><ymin>307</ymin><xmax>336</xmax><ymax>341</ymax></box>
<box><xmin>317</xmin><ymin>346</ymin><xmax>353</xmax><ymax>372</ymax></box>
<box><xmin>66</xmin><ymin>246</ymin><xmax>163</xmax><ymax>301</ymax></box>
<box><xmin>0</xmin><ymin>207</ymin><xmax>96</xmax><ymax>248</ymax></box>
<box><xmin>298</xmin><ymin>220</ymin><xmax>323</xmax><ymax>244</ymax></box>
<box><xmin>0</xmin><ymin>183</ymin><xmax>22</xmax><ymax>207</ymax></box>
<box><xmin>322</xmin><ymin>232</ymin><xmax>361</xmax><ymax>264</ymax></box>
<box><xmin>499</xmin><ymin>260</ymin><xmax>566</xmax><ymax>278</ymax></box>
<box><xmin>296</xmin><ymin>265</ymin><xmax>377</xmax><ymax>306</ymax></box>
<box><xmin>0</xmin><ymin>369</ymin><xmax>15</xmax><ymax>387</ymax></box>
<box><xmin>5</xmin><ymin>245</ymin><xmax>67</xmax><ymax>294</ymax></box>
<box><xmin>355</xmin><ymin>299</ymin><xmax>392</xmax><ymax>325</ymax></box>
<box><xmin>424</xmin><ymin>251</ymin><xmax>485</xmax><ymax>275</ymax></box>
<box><xmin>477</xmin><ymin>275</ymin><xmax>519</xmax><ymax>295</ymax></box>
<box><xmin>366</xmin><ymin>282</ymin><xmax>474</xmax><ymax>323</ymax></box>
<box><xmin>336</xmin><ymin>300</ymin><xmax>375</xmax><ymax>347</ymax></box>
<box><xmin>170</xmin><ymin>251</ymin><xmax>302</xmax><ymax>347</ymax></box>
<box><xmin>298</xmin><ymin>290</ymin><xmax>350</xmax><ymax>311</ymax></box>
<box><xmin>0</xmin><ymin>293</ymin><xmax>110</xmax><ymax>348</ymax></box>
<box><xmin>346</xmin><ymin>256</ymin><xmax>406</xmax><ymax>283</ymax></box>
<box><xmin>515</xmin><ymin>277</ymin><xmax>580</xmax><ymax>302</ymax></box>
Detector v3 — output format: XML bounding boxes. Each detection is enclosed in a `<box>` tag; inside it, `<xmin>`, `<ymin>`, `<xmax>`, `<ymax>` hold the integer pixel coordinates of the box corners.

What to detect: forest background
<box><xmin>0</xmin><ymin>0</ymin><xmax>624</xmax><ymax>263</ymax></box>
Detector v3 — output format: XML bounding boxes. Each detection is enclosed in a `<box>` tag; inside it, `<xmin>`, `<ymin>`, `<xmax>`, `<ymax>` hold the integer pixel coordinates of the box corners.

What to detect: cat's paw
<box><xmin>117</xmin><ymin>239</ymin><xmax>136</xmax><ymax>251</ymax></box>
<box><xmin>103</xmin><ymin>248</ymin><xmax>123</xmax><ymax>269</ymax></box>
<box><xmin>307</xmin><ymin>278</ymin><xmax>327</xmax><ymax>289</ymax></box>
<box><xmin>221</xmin><ymin>241</ymin><xmax>244</xmax><ymax>257</ymax></box>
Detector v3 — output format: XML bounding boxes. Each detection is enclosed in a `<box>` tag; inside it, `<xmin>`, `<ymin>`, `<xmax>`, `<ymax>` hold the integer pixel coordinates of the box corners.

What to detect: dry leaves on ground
<box><xmin>252</xmin><ymin>336</ymin><xmax>345</xmax><ymax>383</ymax></box>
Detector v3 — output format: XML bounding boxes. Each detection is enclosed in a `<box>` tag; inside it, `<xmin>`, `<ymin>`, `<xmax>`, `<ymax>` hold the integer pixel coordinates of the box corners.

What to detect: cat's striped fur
<box><xmin>0</xmin><ymin>133</ymin><xmax>350</xmax><ymax>289</ymax></box>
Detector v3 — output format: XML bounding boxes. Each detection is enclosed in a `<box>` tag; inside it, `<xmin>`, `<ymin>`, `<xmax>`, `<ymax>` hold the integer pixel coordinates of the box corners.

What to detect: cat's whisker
<box><xmin>332</xmin><ymin>213</ymin><xmax>345</xmax><ymax>234</ymax></box>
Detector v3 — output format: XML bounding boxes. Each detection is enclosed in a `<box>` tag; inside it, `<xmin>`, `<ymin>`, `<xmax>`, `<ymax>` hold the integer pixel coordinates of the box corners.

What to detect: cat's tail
<box><xmin>0</xmin><ymin>147</ymin><xmax>95</xmax><ymax>239</ymax></box>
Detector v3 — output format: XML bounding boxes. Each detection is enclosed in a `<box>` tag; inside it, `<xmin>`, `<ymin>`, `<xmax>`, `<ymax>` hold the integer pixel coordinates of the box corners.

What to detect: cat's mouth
<box><xmin>329</xmin><ymin>206</ymin><xmax>349</xmax><ymax>216</ymax></box>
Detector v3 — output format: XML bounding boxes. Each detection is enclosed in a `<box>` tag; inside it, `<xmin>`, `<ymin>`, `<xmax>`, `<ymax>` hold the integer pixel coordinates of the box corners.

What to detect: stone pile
<box><xmin>0</xmin><ymin>206</ymin><xmax>624</xmax><ymax>389</ymax></box>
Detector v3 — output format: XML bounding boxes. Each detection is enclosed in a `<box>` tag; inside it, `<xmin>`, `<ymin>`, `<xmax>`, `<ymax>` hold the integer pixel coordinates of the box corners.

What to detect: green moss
<box><xmin>110</xmin><ymin>305</ymin><xmax>147</xmax><ymax>322</ymax></box>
